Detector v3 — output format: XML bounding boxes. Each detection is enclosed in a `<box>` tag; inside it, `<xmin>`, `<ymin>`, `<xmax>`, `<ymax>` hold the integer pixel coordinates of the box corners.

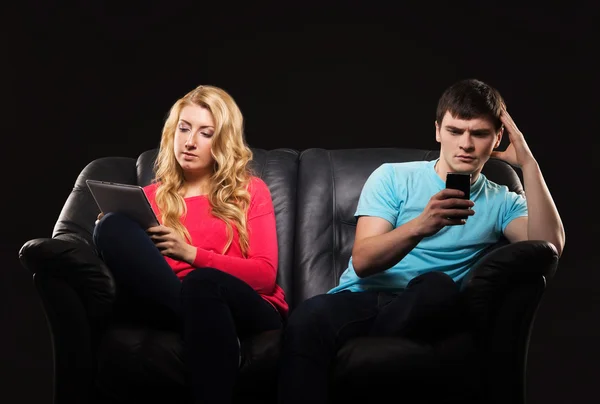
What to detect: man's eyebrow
<box><xmin>445</xmin><ymin>125</ymin><xmax>492</xmax><ymax>134</ymax></box>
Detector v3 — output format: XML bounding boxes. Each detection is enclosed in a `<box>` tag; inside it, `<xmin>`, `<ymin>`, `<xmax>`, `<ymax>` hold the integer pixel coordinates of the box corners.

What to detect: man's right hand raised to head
<box><xmin>351</xmin><ymin>188</ymin><xmax>474</xmax><ymax>278</ymax></box>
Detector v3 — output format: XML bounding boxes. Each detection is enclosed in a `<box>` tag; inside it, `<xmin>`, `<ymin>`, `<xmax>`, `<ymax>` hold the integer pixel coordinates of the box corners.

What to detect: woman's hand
<box><xmin>146</xmin><ymin>225</ymin><xmax>197</xmax><ymax>264</ymax></box>
<box><xmin>95</xmin><ymin>212</ymin><xmax>104</xmax><ymax>226</ymax></box>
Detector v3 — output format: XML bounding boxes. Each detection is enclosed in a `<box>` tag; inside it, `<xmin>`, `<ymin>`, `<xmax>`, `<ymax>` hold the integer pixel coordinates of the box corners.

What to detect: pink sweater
<box><xmin>143</xmin><ymin>177</ymin><xmax>288</xmax><ymax>318</ymax></box>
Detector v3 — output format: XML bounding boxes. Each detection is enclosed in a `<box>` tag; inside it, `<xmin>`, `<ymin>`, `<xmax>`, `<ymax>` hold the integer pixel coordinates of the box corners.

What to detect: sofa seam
<box><xmin>327</xmin><ymin>150</ymin><xmax>338</xmax><ymax>287</ymax></box>
<box><xmin>259</xmin><ymin>150</ymin><xmax>268</xmax><ymax>179</ymax></box>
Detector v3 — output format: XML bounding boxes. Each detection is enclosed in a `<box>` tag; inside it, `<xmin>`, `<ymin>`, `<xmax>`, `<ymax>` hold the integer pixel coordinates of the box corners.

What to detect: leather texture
<box><xmin>293</xmin><ymin>148</ymin><xmax>524</xmax><ymax>307</ymax></box>
<box><xmin>18</xmin><ymin>147</ymin><xmax>559</xmax><ymax>404</ymax></box>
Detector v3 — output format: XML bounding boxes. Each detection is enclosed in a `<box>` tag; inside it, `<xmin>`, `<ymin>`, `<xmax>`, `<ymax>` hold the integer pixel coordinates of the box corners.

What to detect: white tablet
<box><xmin>86</xmin><ymin>179</ymin><xmax>160</xmax><ymax>229</ymax></box>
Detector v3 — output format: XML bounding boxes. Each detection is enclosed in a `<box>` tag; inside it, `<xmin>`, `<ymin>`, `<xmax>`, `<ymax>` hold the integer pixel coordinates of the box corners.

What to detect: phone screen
<box><xmin>445</xmin><ymin>173</ymin><xmax>471</xmax><ymax>199</ymax></box>
<box><xmin>445</xmin><ymin>173</ymin><xmax>471</xmax><ymax>219</ymax></box>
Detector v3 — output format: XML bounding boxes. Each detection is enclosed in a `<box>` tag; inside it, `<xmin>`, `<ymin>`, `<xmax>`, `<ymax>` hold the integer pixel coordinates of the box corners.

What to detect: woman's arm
<box><xmin>192</xmin><ymin>211</ymin><xmax>278</xmax><ymax>294</ymax></box>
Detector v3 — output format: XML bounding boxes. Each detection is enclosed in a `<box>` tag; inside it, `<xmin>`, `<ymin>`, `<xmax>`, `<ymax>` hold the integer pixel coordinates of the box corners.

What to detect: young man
<box><xmin>277</xmin><ymin>79</ymin><xmax>565</xmax><ymax>404</ymax></box>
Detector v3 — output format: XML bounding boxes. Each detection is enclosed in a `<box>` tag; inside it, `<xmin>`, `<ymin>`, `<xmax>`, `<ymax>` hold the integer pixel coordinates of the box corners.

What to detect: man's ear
<box><xmin>435</xmin><ymin>121</ymin><xmax>441</xmax><ymax>143</ymax></box>
<box><xmin>494</xmin><ymin>125</ymin><xmax>504</xmax><ymax>149</ymax></box>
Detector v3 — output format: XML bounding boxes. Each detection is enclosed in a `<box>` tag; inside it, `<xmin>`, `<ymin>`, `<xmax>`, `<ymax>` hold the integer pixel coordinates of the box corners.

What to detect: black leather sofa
<box><xmin>19</xmin><ymin>147</ymin><xmax>559</xmax><ymax>404</ymax></box>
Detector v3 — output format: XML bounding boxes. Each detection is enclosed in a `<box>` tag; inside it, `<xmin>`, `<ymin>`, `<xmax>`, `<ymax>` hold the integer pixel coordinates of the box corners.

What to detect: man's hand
<box><xmin>147</xmin><ymin>225</ymin><xmax>197</xmax><ymax>264</ymax></box>
<box><xmin>351</xmin><ymin>189</ymin><xmax>474</xmax><ymax>278</ymax></box>
<box><xmin>413</xmin><ymin>189</ymin><xmax>475</xmax><ymax>237</ymax></box>
<box><xmin>491</xmin><ymin>107</ymin><xmax>536</xmax><ymax>168</ymax></box>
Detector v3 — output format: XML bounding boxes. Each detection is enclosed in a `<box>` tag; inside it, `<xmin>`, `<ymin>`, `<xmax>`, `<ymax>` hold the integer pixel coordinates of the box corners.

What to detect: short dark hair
<box><xmin>436</xmin><ymin>79</ymin><xmax>505</xmax><ymax>131</ymax></box>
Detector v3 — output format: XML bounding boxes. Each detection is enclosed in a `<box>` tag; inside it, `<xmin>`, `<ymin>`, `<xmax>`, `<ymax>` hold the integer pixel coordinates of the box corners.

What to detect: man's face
<box><xmin>435</xmin><ymin>111</ymin><xmax>502</xmax><ymax>180</ymax></box>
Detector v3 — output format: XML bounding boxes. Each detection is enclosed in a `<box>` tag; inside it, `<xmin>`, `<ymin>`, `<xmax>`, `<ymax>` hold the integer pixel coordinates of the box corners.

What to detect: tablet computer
<box><xmin>86</xmin><ymin>179</ymin><xmax>160</xmax><ymax>229</ymax></box>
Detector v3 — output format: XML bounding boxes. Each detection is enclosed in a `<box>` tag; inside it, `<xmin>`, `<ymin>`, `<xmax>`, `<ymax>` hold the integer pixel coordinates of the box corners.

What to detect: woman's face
<box><xmin>174</xmin><ymin>104</ymin><xmax>216</xmax><ymax>176</ymax></box>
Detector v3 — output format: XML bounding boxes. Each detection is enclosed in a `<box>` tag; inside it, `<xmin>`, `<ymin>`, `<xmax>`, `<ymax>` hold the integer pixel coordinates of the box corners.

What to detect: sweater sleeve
<box><xmin>192</xmin><ymin>179</ymin><xmax>278</xmax><ymax>294</ymax></box>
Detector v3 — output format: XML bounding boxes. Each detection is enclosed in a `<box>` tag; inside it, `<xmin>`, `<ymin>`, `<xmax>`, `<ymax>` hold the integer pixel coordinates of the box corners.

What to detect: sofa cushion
<box><xmin>294</xmin><ymin>148</ymin><xmax>524</xmax><ymax>307</ymax></box>
<box><xmin>95</xmin><ymin>324</ymin><xmax>478</xmax><ymax>403</ymax></box>
<box><xmin>294</xmin><ymin>148</ymin><xmax>437</xmax><ymax>307</ymax></box>
<box><xmin>36</xmin><ymin>146</ymin><xmax>534</xmax><ymax>404</ymax></box>
<box><xmin>95</xmin><ymin>324</ymin><xmax>282</xmax><ymax>402</ymax></box>
<box><xmin>50</xmin><ymin>147</ymin><xmax>299</xmax><ymax>309</ymax></box>
<box><xmin>95</xmin><ymin>325</ymin><xmax>188</xmax><ymax>403</ymax></box>
<box><xmin>135</xmin><ymin>148</ymin><xmax>299</xmax><ymax>303</ymax></box>
<box><xmin>332</xmin><ymin>332</ymin><xmax>480</xmax><ymax>402</ymax></box>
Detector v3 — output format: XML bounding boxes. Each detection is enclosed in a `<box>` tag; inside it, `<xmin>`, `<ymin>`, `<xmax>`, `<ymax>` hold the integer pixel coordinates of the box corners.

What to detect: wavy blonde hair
<box><xmin>153</xmin><ymin>85</ymin><xmax>253</xmax><ymax>256</ymax></box>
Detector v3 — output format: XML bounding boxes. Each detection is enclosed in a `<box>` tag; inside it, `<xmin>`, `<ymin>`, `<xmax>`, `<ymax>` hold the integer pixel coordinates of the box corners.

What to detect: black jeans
<box><xmin>93</xmin><ymin>212</ymin><xmax>282</xmax><ymax>404</ymax></box>
<box><xmin>278</xmin><ymin>271</ymin><xmax>461</xmax><ymax>404</ymax></box>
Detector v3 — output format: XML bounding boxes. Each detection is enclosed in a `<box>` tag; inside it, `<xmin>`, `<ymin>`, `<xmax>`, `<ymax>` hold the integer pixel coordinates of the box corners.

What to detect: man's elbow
<box><xmin>533</xmin><ymin>235</ymin><xmax>564</xmax><ymax>258</ymax></box>
<box><xmin>546</xmin><ymin>228</ymin><xmax>565</xmax><ymax>258</ymax></box>
<box><xmin>353</xmin><ymin>262</ymin><xmax>367</xmax><ymax>278</ymax></box>
<box><xmin>351</xmin><ymin>251</ymin><xmax>372</xmax><ymax>278</ymax></box>
<box><xmin>554</xmin><ymin>234</ymin><xmax>565</xmax><ymax>258</ymax></box>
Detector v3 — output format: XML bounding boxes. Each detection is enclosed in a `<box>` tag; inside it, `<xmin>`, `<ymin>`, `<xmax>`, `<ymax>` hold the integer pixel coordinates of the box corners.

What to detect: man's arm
<box><xmin>352</xmin><ymin>188</ymin><xmax>474</xmax><ymax>278</ymax></box>
<box><xmin>503</xmin><ymin>160</ymin><xmax>565</xmax><ymax>256</ymax></box>
<box><xmin>494</xmin><ymin>109</ymin><xmax>565</xmax><ymax>256</ymax></box>
<box><xmin>351</xmin><ymin>216</ymin><xmax>422</xmax><ymax>278</ymax></box>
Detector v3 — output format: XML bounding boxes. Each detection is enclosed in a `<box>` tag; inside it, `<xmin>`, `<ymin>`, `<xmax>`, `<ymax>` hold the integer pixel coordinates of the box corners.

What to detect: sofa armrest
<box><xmin>461</xmin><ymin>240</ymin><xmax>559</xmax><ymax>332</ymax></box>
<box><xmin>19</xmin><ymin>235</ymin><xmax>117</xmax><ymax>404</ymax></box>
<box><xmin>19</xmin><ymin>234</ymin><xmax>116</xmax><ymax>319</ymax></box>
<box><xmin>460</xmin><ymin>240</ymin><xmax>559</xmax><ymax>404</ymax></box>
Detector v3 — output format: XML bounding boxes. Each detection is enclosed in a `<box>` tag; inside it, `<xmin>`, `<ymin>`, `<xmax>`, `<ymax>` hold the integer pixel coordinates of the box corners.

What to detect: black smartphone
<box><xmin>445</xmin><ymin>172</ymin><xmax>471</xmax><ymax>220</ymax></box>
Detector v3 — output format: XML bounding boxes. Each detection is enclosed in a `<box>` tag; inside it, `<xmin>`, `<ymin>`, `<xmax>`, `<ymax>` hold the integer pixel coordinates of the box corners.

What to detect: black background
<box><xmin>3</xmin><ymin>2</ymin><xmax>599</xmax><ymax>403</ymax></box>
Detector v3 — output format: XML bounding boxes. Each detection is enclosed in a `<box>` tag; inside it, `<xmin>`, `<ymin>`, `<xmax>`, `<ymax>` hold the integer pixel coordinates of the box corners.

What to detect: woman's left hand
<box><xmin>147</xmin><ymin>225</ymin><xmax>197</xmax><ymax>264</ymax></box>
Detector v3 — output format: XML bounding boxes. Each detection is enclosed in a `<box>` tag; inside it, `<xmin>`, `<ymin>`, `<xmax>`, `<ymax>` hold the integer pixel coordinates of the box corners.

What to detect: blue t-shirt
<box><xmin>328</xmin><ymin>159</ymin><xmax>528</xmax><ymax>294</ymax></box>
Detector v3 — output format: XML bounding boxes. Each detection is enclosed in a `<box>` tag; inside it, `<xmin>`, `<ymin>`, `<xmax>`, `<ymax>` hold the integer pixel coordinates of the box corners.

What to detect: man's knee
<box><xmin>285</xmin><ymin>294</ymin><xmax>336</xmax><ymax>338</ymax></box>
<box><xmin>408</xmin><ymin>271</ymin><xmax>457</xmax><ymax>291</ymax></box>
<box><xmin>406</xmin><ymin>271</ymin><xmax>461</xmax><ymax>308</ymax></box>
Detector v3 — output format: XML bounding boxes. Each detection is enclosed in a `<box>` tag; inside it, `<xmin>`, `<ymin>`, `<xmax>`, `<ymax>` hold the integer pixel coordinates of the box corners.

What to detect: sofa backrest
<box><xmin>53</xmin><ymin>148</ymin><xmax>300</xmax><ymax>302</ymax></box>
<box><xmin>53</xmin><ymin>156</ymin><xmax>140</xmax><ymax>246</ymax></box>
<box><xmin>291</xmin><ymin>148</ymin><xmax>524</xmax><ymax>309</ymax></box>
<box><xmin>52</xmin><ymin>147</ymin><xmax>524</xmax><ymax>314</ymax></box>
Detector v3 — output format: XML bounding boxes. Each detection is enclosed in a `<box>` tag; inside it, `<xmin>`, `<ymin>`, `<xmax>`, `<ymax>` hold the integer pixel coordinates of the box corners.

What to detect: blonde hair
<box><xmin>153</xmin><ymin>85</ymin><xmax>253</xmax><ymax>255</ymax></box>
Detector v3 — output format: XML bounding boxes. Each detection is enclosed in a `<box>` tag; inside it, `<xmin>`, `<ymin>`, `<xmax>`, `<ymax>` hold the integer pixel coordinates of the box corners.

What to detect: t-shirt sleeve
<box><xmin>500</xmin><ymin>190</ymin><xmax>528</xmax><ymax>232</ymax></box>
<box><xmin>355</xmin><ymin>164</ymin><xmax>401</xmax><ymax>226</ymax></box>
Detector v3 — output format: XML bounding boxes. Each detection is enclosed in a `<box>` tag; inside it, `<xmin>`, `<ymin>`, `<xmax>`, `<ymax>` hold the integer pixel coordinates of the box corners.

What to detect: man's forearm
<box><xmin>521</xmin><ymin>159</ymin><xmax>565</xmax><ymax>255</ymax></box>
<box><xmin>352</xmin><ymin>219</ymin><xmax>424</xmax><ymax>278</ymax></box>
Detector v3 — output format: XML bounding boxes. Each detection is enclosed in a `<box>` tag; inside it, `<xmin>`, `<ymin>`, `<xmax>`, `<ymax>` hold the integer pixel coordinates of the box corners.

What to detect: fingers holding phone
<box><xmin>445</xmin><ymin>173</ymin><xmax>472</xmax><ymax>220</ymax></box>
<box><xmin>416</xmin><ymin>186</ymin><xmax>475</xmax><ymax>237</ymax></box>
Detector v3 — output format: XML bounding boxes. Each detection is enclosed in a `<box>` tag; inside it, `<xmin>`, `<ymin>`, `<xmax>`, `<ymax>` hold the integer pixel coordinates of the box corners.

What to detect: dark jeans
<box><xmin>93</xmin><ymin>212</ymin><xmax>282</xmax><ymax>404</ymax></box>
<box><xmin>278</xmin><ymin>271</ymin><xmax>462</xmax><ymax>404</ymax></box>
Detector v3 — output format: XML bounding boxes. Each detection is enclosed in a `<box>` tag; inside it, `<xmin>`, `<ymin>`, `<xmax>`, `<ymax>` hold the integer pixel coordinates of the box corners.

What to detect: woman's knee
<box><xmin>181</xmin><ymin>267</ymin><xmax>223</xmax><ymax>297</ymax></box>
<box><xmin>182</xmin><ymin>267</ymin><xmax>224</xmax><ymax>283</ymax></box>
<box><xmin>93</xmin><ymin>212</ymin><xmax>134</xmax><ymax>246</ymax></box>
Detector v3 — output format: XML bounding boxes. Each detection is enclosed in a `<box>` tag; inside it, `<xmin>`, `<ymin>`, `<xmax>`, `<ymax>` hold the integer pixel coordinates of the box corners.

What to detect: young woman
<box><xmin>93</xmin><ymin>85</ymin><xmax>288</xmax><ymax>404</ymax></box>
